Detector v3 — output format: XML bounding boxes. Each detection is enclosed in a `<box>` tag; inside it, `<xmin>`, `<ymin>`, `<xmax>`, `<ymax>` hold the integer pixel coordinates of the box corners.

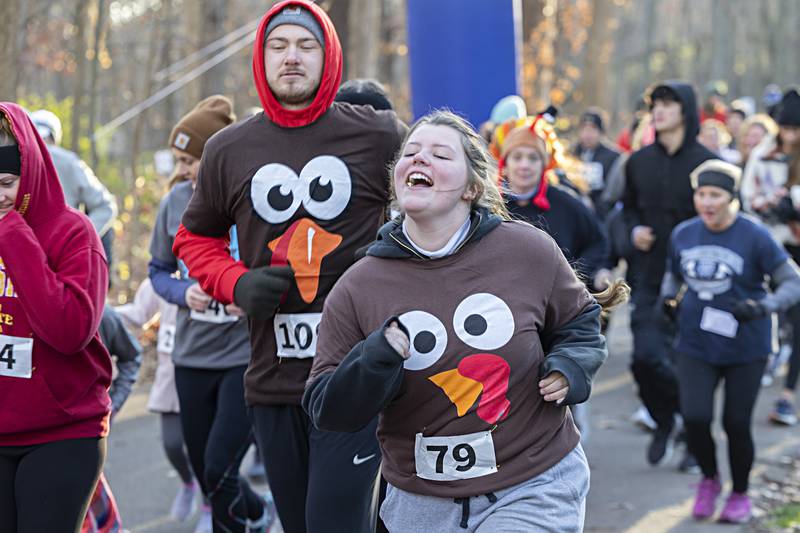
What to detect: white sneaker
<box><xmin>170</xmin><ymin>481</ymin><xmax>199</xmax><ymax>522</ymax></box>
<box><xmin>630</xmin><ymin>405</ymin><xmax>657</xmax><ymax>432</ymax></box>
<box><xmin>193</xmin><ymin>504</ymin><xmax>213</xmax><ymax>533</ymax></box>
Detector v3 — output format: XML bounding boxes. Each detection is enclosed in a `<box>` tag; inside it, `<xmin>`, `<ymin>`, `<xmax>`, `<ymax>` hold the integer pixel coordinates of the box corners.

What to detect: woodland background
<box><xmin>1</xmin><ymin>0</ymin><xmax>798</xmax><ymax>303</ymax></box>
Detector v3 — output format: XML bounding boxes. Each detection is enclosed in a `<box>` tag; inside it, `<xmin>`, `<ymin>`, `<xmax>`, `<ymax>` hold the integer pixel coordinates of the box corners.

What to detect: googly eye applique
<box><xmin>251</xmin><ymin>155</ymin><xmax>352</xmax><ymax>224</ymax></box>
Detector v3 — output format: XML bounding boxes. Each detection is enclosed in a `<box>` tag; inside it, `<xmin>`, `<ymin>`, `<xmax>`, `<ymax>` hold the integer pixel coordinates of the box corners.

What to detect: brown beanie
<box><xmin>169</xmin><ymin>95</ymin><xmax>236</xmax><ymax>159</ymax></box>
<box><xmin>500</xmin><ymin>125</ymin><xmax>549</xmax><ymax>165</ymax></box>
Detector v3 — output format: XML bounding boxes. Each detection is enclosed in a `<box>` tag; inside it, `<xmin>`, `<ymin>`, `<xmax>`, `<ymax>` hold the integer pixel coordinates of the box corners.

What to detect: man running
<box><xmin>172</xmin><ymin>2</ymin><xmax>405</xmax><ymax>531</ymax></box>
<box><xmin>622</xmin><ymin>81</ymin><xmax>715</xmax><ymax>468</ymax></box>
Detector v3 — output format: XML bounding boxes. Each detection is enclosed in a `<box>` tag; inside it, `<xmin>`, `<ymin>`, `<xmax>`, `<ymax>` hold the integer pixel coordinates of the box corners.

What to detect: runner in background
<box><xmin>149</xmin><ymin>96</ymin><xmax>272</xmax><ymax>532</ymax></box>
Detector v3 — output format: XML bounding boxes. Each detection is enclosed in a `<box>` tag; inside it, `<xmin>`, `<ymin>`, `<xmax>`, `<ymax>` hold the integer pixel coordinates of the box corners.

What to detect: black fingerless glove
<box><xmin>233</xmin><ymin>266</ymin><xmax>294</xmax><ymax>320</ymax></box>
<box><xmin>731</xmin><ymin>299</ymin><xmax>768</xmax><ymax>322</ymax></box>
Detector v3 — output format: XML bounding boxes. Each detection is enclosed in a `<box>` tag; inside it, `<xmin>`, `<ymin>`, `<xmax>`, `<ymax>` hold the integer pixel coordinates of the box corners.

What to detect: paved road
<box><xmin>106</xmin><ymin>307</ymin><xmax>798</xmax><ymax>532</ymax></box>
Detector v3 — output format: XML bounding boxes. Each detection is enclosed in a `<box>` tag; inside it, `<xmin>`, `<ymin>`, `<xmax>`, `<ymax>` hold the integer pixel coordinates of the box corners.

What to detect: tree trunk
<box><xmin>89</xmin><ymin>0</ymin><xmax>110</xmax><ymax>169</ymax></box>
<box><xmin>200</xmin><ymin>0</ymin><xmax>228</xmax><ymax>96</ymax></box>
<box><xmin>0</xmin><ymin>0</ymin><xmax>20</xmax><ymax>100</ymax></box>
<box><xmin>574</xmin><ymin>0</ymin><xmax>613</xmax><ymax>111</ymax></box>
<box><xmin>347</xmin><ymin>0</ymin><xmax>381</xmax><ymax>79</ymax></box>
<box><xmin>71</xmin><ymin>0</ymin><xmax>92</xmax><ymax>153</ymax></box>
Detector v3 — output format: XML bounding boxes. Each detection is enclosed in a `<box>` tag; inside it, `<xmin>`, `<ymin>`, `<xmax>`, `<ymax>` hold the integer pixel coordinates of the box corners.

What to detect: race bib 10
<box><xmin>414</xmin><ymin>430</ymin><xmax>497</xmax><ymax>481</ymax></box>
<box><xmin>274</xmin><ymin>313</ymin><xmax>321</xmax><ymax>359</ymax></box>
<box><xmin>0</xmin><ymin>334</ymin><xmax>33</xmax><ymax>379</ymax></box>
<box><xmin>190</xmin><ymin>300</ymin><xmax>238</xmax><ymax>324</ymax></box>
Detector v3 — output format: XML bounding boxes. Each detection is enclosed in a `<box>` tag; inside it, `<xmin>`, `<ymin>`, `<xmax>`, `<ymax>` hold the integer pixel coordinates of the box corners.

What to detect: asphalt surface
<box><xmin>106</xmin><ymin>307</ymin><xmax>798</xmax><ymax>532</ymax></box>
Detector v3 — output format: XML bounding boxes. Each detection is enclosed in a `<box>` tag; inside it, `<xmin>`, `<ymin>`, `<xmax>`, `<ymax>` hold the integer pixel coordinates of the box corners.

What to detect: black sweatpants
<box><xmin>250</xmin><ymin>404</ymin><xmax>381</xmax><ymax>533</ymax></box>
<box><xmin>677</xmin><ymin>354</ymin><xmax>767</xmax><ymax>493</ymax></box>
<box><xmin>784</xmin><ymin>305</ymin><xmax>800</xmax><ymax>391</ymax></box>
<box><xmin>175</xmin><ymin>365</ymin><xmax>263</xmax><ymax>532</ymax></box>
<box><xmin>0</xmin><ymin>437</ymin><xmax>106</xmax><ymax>533</ymax></box>
<box><xmin>630</xmin><ymin>288</ymin><xmax>680</xmax><ymax>429</ymax></box>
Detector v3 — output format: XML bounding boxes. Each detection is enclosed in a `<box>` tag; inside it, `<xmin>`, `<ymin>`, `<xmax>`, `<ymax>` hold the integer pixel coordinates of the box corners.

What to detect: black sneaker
<box><xmin>678</xmin><ymin>450</ymin><xmax>701</xmax><ymax>474</ymax></box>
<box><xmin>647</xmin><ymin>425</ymin><xmax>674</xmax><ymax>465</ymax></box>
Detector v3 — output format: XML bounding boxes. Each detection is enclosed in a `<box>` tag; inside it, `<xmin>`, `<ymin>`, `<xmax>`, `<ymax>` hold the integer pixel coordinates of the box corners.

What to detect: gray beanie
<box><xmin>265</xmin><ymin>6</ymin><xmax>325</xmax><ymax>48</ymax></box>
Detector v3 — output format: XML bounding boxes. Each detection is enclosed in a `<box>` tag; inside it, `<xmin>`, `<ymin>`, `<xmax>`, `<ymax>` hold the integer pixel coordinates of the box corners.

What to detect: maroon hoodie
<box><xmin>0</xmin><ymin>103</ymin><xmax>111</xmax><ymax>446</ymax></box>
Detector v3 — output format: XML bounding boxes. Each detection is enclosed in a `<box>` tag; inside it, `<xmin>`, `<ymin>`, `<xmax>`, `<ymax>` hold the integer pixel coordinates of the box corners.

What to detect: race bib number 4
<box><xmin>190</xmin><ymin>300</ymin><xmax>238</xmax><ymax>324</ymax></box>
<box><xmin>274</xmin><ymin>313</ymin><xmax>321</xmax><ymax>359</ymax></box>
<box><xmin>414</xmin><ymin>431</ymin><xmax>497</xmax><ymax>481</ymax></box>
<box><xmin>0</xmin><ymin>334</ymin><xmax>33</xmax><ymax>379</ymax></box>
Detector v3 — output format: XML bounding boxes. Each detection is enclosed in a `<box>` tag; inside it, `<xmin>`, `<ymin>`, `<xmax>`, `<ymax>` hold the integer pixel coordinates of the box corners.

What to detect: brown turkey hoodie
<box><xmin>304</xmin><ymin>209</ymin><xmax>608</xmax><ymax>498</ymax></box>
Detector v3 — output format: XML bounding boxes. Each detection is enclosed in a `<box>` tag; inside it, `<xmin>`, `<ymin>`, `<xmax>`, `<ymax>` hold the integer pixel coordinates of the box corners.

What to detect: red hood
<box><xmin>252</xmin><ymin>0</ymin><xmax>343</xmax><ymax>128</ymax></box>
<box><xmin>0</xmin><ymin>102</ymin><xmax>67</xmax><ymax>227</ymax></box>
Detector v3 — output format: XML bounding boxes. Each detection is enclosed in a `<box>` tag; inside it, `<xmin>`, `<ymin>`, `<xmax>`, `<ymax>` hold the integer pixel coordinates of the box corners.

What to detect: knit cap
<box><xmin>499</xmin><ymin>124</ymin><xmax>551</xmax><ymax>210</ymax></box>
<box><xmin>169</xmin><ymin>95</ymin><xmax>236</xmax><ymax>159</ymax></box>
<box><xmin>776</xmin><ymin>88</ymin><xmax>800</xmax><ymax>127</ymax></box>
<box><xmin>265</xmin><ymin>5</ymin><xmax>325</xmax><ymax>48</ymax></box>
<box><xmin>500</xmin><ymin>125</ymin><xmax>549</xmax><ymax>165</ymax></box>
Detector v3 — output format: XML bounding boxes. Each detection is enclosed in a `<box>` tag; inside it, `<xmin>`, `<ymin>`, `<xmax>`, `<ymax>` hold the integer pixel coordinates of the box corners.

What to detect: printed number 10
<box><xmin>278</xmin><ymin>322</ymin><xmax>318</xmax><ymax>351</ymax></box>
<box><xmin>426</xmin><ymin>443</ymin><xmax>477</xmax><ymax>473</ymax></box>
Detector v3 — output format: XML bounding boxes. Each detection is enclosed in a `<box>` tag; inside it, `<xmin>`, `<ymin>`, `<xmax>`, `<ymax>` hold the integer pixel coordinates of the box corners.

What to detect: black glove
<box><xmin>731</xmin><ymin>299</ymin><xmax>768</xmax><ymax>322</ymax></box>
<box><xmin>772</xmin><ymin>196</ymin><xmax>800</xmax><ymax>223</ymax></box>
<box><xmin>233</xmin><ymin>266</ymin><xmax>294</xmax><ymax>320</ymax></box>
<box><xmin>659</xmin><ymin>297</ymin><xmax>679</xmax><ymax>323</ymax></box>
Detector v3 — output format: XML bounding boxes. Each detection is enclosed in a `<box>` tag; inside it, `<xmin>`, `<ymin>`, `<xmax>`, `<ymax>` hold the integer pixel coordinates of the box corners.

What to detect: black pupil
<box><xmin>309</xmin><ymin>176</ymin><xmax>333</xmax><ymax>202</ymax></box>
<box><xmin>464</xmin><ymin>314</ymin><xmax>487</xmax><ymax>336</ymax></box>
<box><xmin>267</xmin><ymin>185</ymin><xmax>294</xmax><ymax>211</ymax></box>
<box><xmin>413</xmin><ymin>331</ymin><xmax>436</xmax><ymax>354</ymax></box>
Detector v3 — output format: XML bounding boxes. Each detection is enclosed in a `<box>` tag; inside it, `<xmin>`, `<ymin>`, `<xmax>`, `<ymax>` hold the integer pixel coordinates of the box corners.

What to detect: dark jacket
<box><xmin>506</xmin><ymin>185</ymin><xmax>609</xmax><ymax>280</ymax></box>
<box><xmin>622</xmin><ymin>81</ymin><xmax>716</xmax><ymax>290</ymax></box>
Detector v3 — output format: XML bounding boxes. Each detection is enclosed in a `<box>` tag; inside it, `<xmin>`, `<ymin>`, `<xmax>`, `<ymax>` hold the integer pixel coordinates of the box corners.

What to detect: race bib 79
<box><xmin>414</xmin><ymin>430</ymin><xmax>497</xmax><ymax>481</ymax></box>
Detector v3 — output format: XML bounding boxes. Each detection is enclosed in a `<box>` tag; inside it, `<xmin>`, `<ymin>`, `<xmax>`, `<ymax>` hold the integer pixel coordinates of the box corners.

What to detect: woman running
<box><xmin>662</xmin><ymin>159</ymin><xmax>800</xmax><ymax>523</ymax></box>
<box><xmin>304</xmin><ymin>110</ymin><xmax>627</xmax><ymax>532</ymax></box>
<box><xmin>0</xmin><ymin>103</ymin><xmax>111</xmax><ymax>532</ymax></box>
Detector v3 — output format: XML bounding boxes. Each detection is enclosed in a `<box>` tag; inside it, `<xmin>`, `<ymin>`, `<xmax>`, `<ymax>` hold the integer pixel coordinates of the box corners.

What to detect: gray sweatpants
<box><xmin>380</xmin><ymin>444</ymin><xmax>589</xmax><ymax>532</ymax></box>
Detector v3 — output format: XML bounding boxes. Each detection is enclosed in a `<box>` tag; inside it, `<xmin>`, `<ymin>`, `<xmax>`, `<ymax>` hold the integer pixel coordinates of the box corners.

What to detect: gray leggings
<box><xmin>380</xmin><ymin>444</ymin><xmax>589</xmax><ymax>533</ymax></box>
<box><xmin>161</xmin><ymin>412</ymin><xmax>193</xmax><ymax>485</ymax></box>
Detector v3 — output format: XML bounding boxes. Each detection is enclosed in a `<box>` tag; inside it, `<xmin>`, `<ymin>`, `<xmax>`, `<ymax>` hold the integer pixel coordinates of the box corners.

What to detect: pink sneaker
<box><xmin>718</xmin><ymin>492</ymin><xmax>751</xmax><ymax>523</ymax></box>
<box><xmin>692</xmin><ymin>477</ymin><xmax>721</xmax><ymax>520</ymax></box>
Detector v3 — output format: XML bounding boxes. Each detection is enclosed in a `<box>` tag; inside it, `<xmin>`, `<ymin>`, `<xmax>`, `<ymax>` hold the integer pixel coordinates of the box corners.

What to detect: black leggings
<box><xmin>0</xmin><ymin>437</ymin><xmax>106</xmax><ymax>533</ymax></box>
<box><xmin>677</xmin><ymin>355</ymin><xmax>767</xmax><ymax>493</ymax></box>
<box><xmin>161</xmin><ymin>412</ymin><xmax>194</xmax><ymax>485</ymax></box>
<box><xmin>785</xmin><ymin>305</ymin><xmax>800</xmax><ymax>391</ymax></box>
<box><xmin>250</xmin><ymin>404</ymin><xmax>382</xmax><ymax>533</ymax></box>
<box><xmin>175</xmin><ymin>365</ymin><xmax>263</xmax><ymax>532</ymax></box>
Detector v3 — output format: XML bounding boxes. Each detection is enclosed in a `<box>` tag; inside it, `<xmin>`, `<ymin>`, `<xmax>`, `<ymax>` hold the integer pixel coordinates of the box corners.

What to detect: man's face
<box><xmin>171</xmin><ymin>149</ymin><xmax>200</xmax><ymax>187</ymax></box>
<box><xmin>780</xmin><ymin>126</ymin><xmax>800</xmax><ymax>152</ymax></box>
<box><xmin>578</xmin><ymin>122</ymin><xmax>601</xmax><ymax>149</ymax></box>
<box><xmin>726</xmin><ymin>113</ymin><xmax>744</xmax><ymax>138</ymax></box>
<box><xmin>264</xmin><ymin>24</ymin><xmax>324</xmax><ymax>110</ymax></box>
<box><xmin>652</xmin><ymin>99</ymin><xmax>683</xmax><ymax>133</ymax></box>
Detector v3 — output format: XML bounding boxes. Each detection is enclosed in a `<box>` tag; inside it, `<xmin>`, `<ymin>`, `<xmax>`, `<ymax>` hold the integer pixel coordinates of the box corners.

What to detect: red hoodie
<box><xmin>0</xmin><ymin>102</ymin><xmax>111</xmax><ymax>446</ymax></box>
<box><xmin>173</xmin><ymin>0</ymin><xmax>344</xmax><ymax>303</ymax></box>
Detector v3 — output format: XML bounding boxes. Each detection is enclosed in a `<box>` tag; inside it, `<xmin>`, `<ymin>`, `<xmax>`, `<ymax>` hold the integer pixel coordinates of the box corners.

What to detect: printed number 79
<box><xmin>426</xmin><ymin>443</ymin><xmax>476</xmax><ymax>473</ymax></box>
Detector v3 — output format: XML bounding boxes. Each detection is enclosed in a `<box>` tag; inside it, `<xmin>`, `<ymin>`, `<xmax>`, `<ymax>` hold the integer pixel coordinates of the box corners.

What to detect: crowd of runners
<box><xmin>1</xmin><ymin>1</ymin><xmax>800</xmax><ymax>532</ymax></box>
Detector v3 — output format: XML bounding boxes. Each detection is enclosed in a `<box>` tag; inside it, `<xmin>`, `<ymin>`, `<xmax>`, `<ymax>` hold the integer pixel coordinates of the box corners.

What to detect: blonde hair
<box><xmin>740</xmin><ymin>113</ymin><xmax>779</xmax><ymax>144</ymax></box>
<box><xmin>0</xmin><ymin>115</ymin><xmax>17</xmax><ymax>147</ymax></box>
<box><xmin>391</xmin><ymin>110</ymin><xmax>509</xmax><ymax>219</ymax></box>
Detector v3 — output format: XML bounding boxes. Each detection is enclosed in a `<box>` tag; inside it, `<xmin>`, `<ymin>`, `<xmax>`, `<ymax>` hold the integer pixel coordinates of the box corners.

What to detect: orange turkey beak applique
<box><xmin>268</xmin><ymin>218</ymin><xmax>342</xmax><ymax>304</ymax></box>
<box><xmin>429</xmin><ymin>353</ymin><xmax>511</xmax><ymax>425</ymax></box>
